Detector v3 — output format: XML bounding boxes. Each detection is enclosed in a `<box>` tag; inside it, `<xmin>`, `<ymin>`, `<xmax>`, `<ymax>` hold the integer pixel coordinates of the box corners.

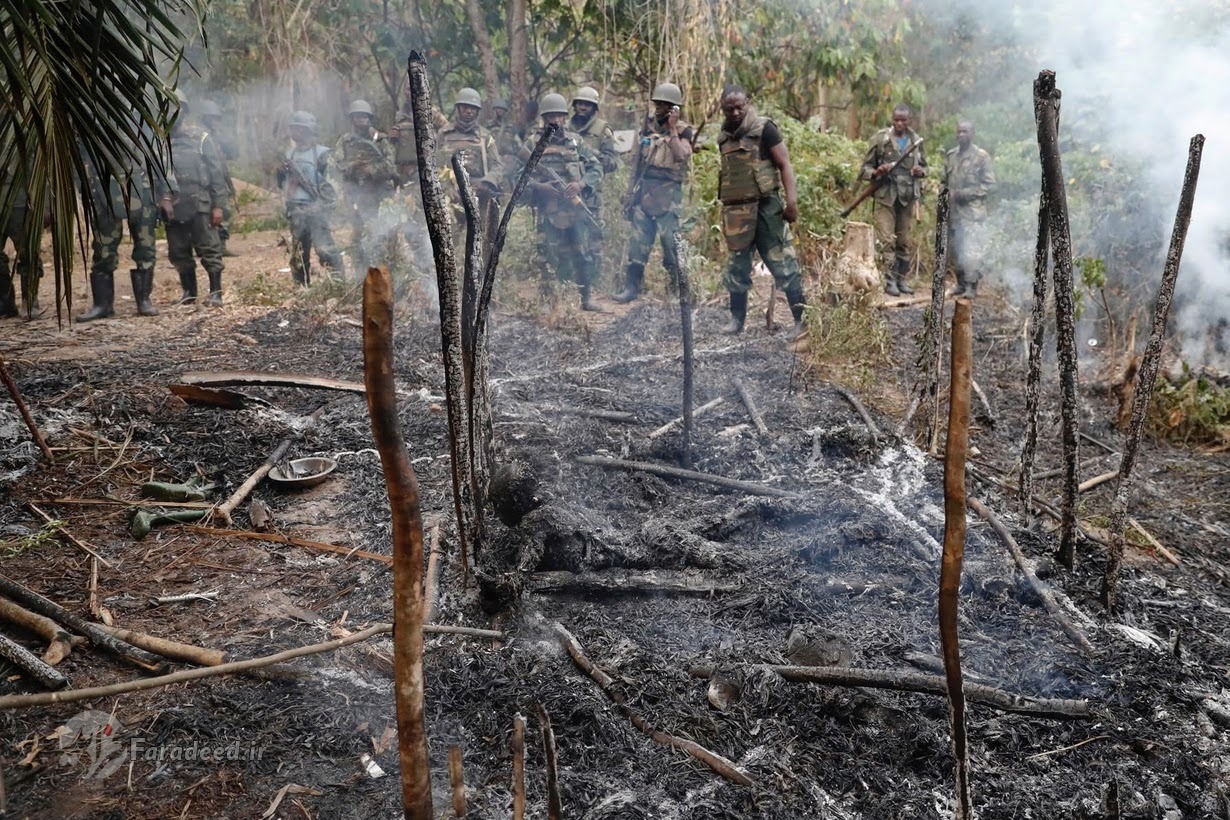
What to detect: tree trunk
<box><xmin>465</xmin><ymin>0</ymin><xmax>501</xmax><ymax>105</ymax></box>
<box><xmin>507</xmin><ymin>0</ymin><xmax>529</xmax><ymax>129</ymax></box>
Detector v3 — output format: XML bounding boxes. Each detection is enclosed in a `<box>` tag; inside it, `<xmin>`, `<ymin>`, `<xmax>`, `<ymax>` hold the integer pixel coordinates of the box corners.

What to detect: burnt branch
<box><xmin>1020</xmin><ymin>178</ymin><xmax>1051</xmax><ymax>522</ymax></box>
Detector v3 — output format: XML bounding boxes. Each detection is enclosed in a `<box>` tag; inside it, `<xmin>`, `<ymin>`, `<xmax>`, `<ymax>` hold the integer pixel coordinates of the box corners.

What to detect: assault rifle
<box><xmin>342</xmin><ymin>135</ymin><xmax>392</xmax><ymax>184</ymax></box>
<box><xmin>840</xmin><ymin>137</ymin><xmax>924</xmax><ymax>218</ymax></box>
<box><xmin>282</xmin><ymin>156</ymin><xmax>321</xmax><ymax>202</ymax></box>
<box><xmin>542</xmin><ymin>165</ymin><xmax>600</xmax><ymax>227</ymax></box>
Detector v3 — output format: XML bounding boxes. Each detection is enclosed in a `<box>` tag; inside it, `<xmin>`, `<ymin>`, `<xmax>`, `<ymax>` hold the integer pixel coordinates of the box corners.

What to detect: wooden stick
<box><xmin>48</xmin><ymin>497</ymin><xmax>213</xmax><ymax>510</ymax></box>
<box><xmin>576</xmin><ymin>454</ymin><xmax>797</xmax><ymax>499</ymax></box>
<box><xmin>0</xmin><ymin>573</ymin><xmax>165</xmax><ymax>673</ymax></box>
<box><xmin>1103</xmin><ymin>139</ymin><xmax>1203</xmax><ymax>611</ymax></box>
<box><xmin>648</xmin><ymin>397</ymin><xmax>723</xmax><ymax>440</ymax></box>
<box><xmin>1034</xmin><ymin>70</ymin><xmax>1082</xmax><ymax>568</ymax></box>
<box><xmin>409</xmin><ymin>51</ymin><xmax>473</xmax><ymax>579</ymax></box>
<box><xmin>940</xmin><ymin>298</ymin><xmax>974</xmax><ymax>818</ymax></box>
<box><xmin>214</xmin><ymin>438</ymin><xmax>292</xmax><ymax>525</ymax></box>
<box><xmin>0</xmin><ymin>631</ymin><xmax>68</xmax><ymax>690</ymax></box>
<box><xmin>188</xmin><ymin>525</ymin><xmax>393</xmax><ymax>565</ymax></box>
<box><xmin>364</xmin><ymin>264</ymin><xmax>433</xmax><ymax>820</ymax></box>
<box><xmin>96</xmin><ymin>625</ymin><xmax>225</xmax><ymax>667</ymax></box>
<box><xmin>1077</xmin><ymin>470</ymin><xmax>1119</xmax><ymax>493</ymax></box>
<box><xmin>833</xmin><ymin>385</ymin><xmax>880</xmax><ymax>443</ymax></box>
<box><xmin>732</xmin><ymin>377</ymin><xmax>769</xmax><ymax>437</ymax></box>
<box><xmin>0</xmin><ymin>350</ymin><xmax>54</xmax><ymax>463</ymax></box>
<box><xmin>530</xmin><ymin>570</ymin><xmax>740</xmax><ymax>597</ymax></box>
<box><xmin>765</xmin><ymin>281</ymin><xmax>777</xmax><ymax>332</ymax></box>
<box><xmin>970</xmin><ymin>378</ymin><xmax>995</xmax><ymax>426</ymax></box>
<box><xmin>555</xmin><ymin>623</ymin><xmax>755</xmax><ymax>786</ymax></box>
<box><xmin>0</xmin><ymin>623</ymin><xmax>392</xmax><ymax>710</ymax></box>
<box><xmin>968</xmin><ymin>497</ymin><xmax>1096</xmax><ymax>655</ymax></box>
<box><xmin>176</xmin><ymin>371</ymin><xmax>366</xmax><ymax>393</ymax></box>
<box><xmin>535</xmin><ymin>704</ymin><xmax>563</xmax><ymax>819</ymax></box>
<box><xmin>675</xmin><ymin>230</ymin><xmax>696</xmax><ymax>468</ymax></box>
<box><xmin>0</xmin><ymin>597</ymin><xmax>81</xmax><ymax>665</ymax></box>
<box><xmin>423</xmin><ymin>525</ymin><xmax>442</xmax><ymax>622</ymax></box>
<box><xmin>27</xmin><ymin>502</ymin><xmax>112</xmax><ymax>568</ymax></box>
<box><xmin>1128</xmin><ymin>518</ymin><xmax>1181</xmax><ymax>566</ymax></box>
<box><xmin>511</xmin><ymin>714</ymin><xmax>527</xmax><ymax>820</ymax></box>
<box><xmin>1020</xmin><ymin>174</ymin><xmax>1052</xmax><ymax>524</ymax></box>
<box><xmin>926</xmin><ymin>187</ymin><xmax>952</xmax><ymax>456</ymax></box>
<box><xmin>448</xmin><ymin>745</ymin><xmax>466</xmax><ymax>817</ymax></box>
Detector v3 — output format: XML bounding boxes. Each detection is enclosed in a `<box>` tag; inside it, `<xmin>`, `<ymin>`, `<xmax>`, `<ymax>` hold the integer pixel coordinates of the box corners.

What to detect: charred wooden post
<box><xmin>940</xmin><ymin>297</ymin><xmax>974</xmax><ymax>818</ymax></box>
<box><xmin>1033</xmin><ymin>70</ymin><xmax>1081</xmax><ymax>568</ymax></box>
<box><xmin>925</xmin><ymin>187</ymin><xmax>951</xmax><ymax>452</ymax></box>
<box><xmin>0</xmin><ymin>597</ymin><xmax>80</xmax><ymax>665</ymax></box>
<box><xmin>1102</xmin><ymin>134</ymin><xmax>1204</xmax><ymax>614</ymax></box>
<box><xmin>511</xmin><ymin>714</ymin><xmax>527</xmax><ymax>820</ymax></box>
<box><xmin>0</xmin><ymin>351</ymin><xmax>54</xmax><ymax>464</ymax></box>
<box><xmin>674</xmin><ymin>230</ymin><xmax>695</xmax><ymax>468</ymax></box>
<box><xmin>0</xmin><ymin>631</ymin><xmax>68</xmax><ymax>689</ymax></box>
<box><xmin>408</xmin><ymin>50</ymin><xmax>473</xmax><ymax>575</ymax></box>
<box><xmin>535</xmin><ymin>703</ymin><xmax>563</xmax><ymax>820</ymax></box>
<box><xmin>1020</xmin><ymin>179</ymin><xmax>1052</xmax><ymax>523</ymax></box>
<box><xmin>448</xmin><ymin>745</ymin><xmax>467</xmax><ymax>817</ymax></box>
<box><xmin>422</xmin><ymin>524</ymin><xmax>443</xmax><ymax>622</ymax></box>
<box><xmin>362</xmin><ymin>267</ymin><xmax>433</xmax><ymax>820</ymax></box>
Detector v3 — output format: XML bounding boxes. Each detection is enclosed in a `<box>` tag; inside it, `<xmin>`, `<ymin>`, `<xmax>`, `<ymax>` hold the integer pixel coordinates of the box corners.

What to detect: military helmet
<box><xmin>348</xmin><ymin>99</ymin><xmax>374</xmax><ymax>117</ymax></box>
<box><xmin>573</xmin><ymin>86</ymin><xmax>600</xmax><ymax>106</ymax></box>
<box><xmin>650</xmin><ymin>82</ymin><xmax>683</xmax><ymax>106</ymax></box>
<box><xmin>491</xmin><ymin>97</ymin><xmax>509</xmax><ymax>110</ymax></box>
<box><xmin>289</xmin><ymin>110</ymin><xmax>318</xmax><ymax>132</ymax></box>
<box><xmin>538</xmin><ymin>93</ymin><xmax>569</xmax><ymax>116</ymax></box>
<box><xmin>454</xmin><ymin>87</ymin><xmax>482</xmax><ymax>109</ymax></box>
<box><xmin>198</xmin><ymin>99</ymin><xmax>222</xmax><ymax>118</ymax></box>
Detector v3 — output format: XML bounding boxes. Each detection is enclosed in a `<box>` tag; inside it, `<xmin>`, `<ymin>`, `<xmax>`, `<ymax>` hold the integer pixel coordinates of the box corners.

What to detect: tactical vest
<box><xmin>717</xmin><ymin>116</ymin><xmax>781</xmax><ymax>205</ymax></box>
<box><xmin>573</xmin><ymin>116</ymin><xmax>609</xmax><ymax>155</ymax></box>
<box><xmin>438</xmin><ymin>124</ymin><xmax>489</xmax><ymax>179</ymax></box>
<box><xmin>168</xmin><ymin>127</ymin><xmax>214</xmax><ymax>221</ymax></box>
<box><xmin>637</xmin><ymin>115</ymin><xmax>691</xmax><ymax>184</ymax></box>
<box><xmin>285</xmin><ymin>144</ymin><xmax>330</xmax><ymax>204</ymax></box>
<box><xmin>532</xmin><ymin>129</ymin><xmax>585</xmax><ymax>228</ymax></box>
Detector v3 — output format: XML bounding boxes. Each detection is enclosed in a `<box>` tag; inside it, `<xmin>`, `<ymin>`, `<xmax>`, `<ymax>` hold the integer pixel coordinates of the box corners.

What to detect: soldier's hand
<box><xmin>783</xmin><ymin>199</ymin><xmax>799</xmax><ymax>224</ymax></box>
<box><xmin>210</xmin><ymin>207</ymin><xmax>224</xmax><ymax>227</ymax></box>
<box><xmin>159</xmin><ymin>195</ymin><xmax>175</xmax><ymax>220</ymax></box>
<box><xmin>875</xmin><ymin>163</ymin><xmax>893</xmax><ymax>178</ymax></box>
<box><xmin>564</xmin><ymin>182</ymin><xmax>583</xmax><ymax>200</ymax></box>
<box><xmin>667</xmin><ymin>106</ymin><xmax>681</xmax><ymax>133</ymax></box>
<box><xmin>911</xmin><ymin>165</ymin><xmax>926</xmax><ymax>178</ymax></box>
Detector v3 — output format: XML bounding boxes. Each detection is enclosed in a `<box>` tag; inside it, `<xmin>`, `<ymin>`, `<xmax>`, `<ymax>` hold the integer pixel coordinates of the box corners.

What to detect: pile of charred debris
<box><xmin>1</xmin><ymin>66</ymin><xmax>1229</xmax><ymax>819</ymax></box>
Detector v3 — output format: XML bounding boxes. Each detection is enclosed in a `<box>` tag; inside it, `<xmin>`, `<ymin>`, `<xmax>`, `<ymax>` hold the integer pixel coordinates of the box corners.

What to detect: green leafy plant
<box><xmin>1</xmin><ymin>518</ymin><xmax>65</xmax><ymax>560</ymax></box>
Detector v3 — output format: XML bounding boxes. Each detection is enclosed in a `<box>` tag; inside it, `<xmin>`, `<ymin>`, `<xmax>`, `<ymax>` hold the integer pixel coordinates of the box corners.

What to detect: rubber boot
<box><xmin>965</xmin><ymin>279</ymin><xmax>978</xmax><ymax>299</ymax></box>
<box><xmin>0</xmin><ymin>272</ymin><xmax>17</xmax><ymax>318</ymax></box>
<box><xmin>132</xmin><ymin>269</ymin><xmax>159</xmax><ymax>316</ymax></box>
<box><xmin>953</xmin><ymin>271</ymin><xmax>967</xmax><ymax>297</ymax></box>
<box><xmin>177</xmin><ymin>268</ymin><xmax>198</xmax><ymax>305</ymax></box>
<box><xmin>896</xmin><ymin>258</ymin><xmax>914</xmax><ymax>295</ymax></box>
<box><xmin>612</xmin><ymin>262</ymin><xmax>643</xmax><ymax>304</ymax></box>
<box><xmin>579</xmin><ymin>283</ymin><xmax>603</xmax><ymax>312</ymax></box>
<box><xmin>883</xmin><ymin>272</ymin><xmax>901</xmax><ymax>297</ymax></box>
<box><xmin>205</xmin><ymin>269</ymin><xmax>223</xmax><ymax>307</ymax></box>
<box><xmin>786</xmin><ymin>286</ymin><xmax>807</xmax><ymax>338</ymax></box>
<box><xmin>77</xmin><ymin>271</ymin><xmax>115</xmax><ymax>322</ymax></box>
<box><xmin>721</xmin><ymin>291</ymin><xmax>748</xmax><ymax>335</ymax></box>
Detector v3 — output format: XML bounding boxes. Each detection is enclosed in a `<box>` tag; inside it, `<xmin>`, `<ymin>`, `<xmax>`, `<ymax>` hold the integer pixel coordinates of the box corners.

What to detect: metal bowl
<box><xmin>268</xmin><ymin>457</ymin><xmax>337</xmax><ymax>488</ymax></box>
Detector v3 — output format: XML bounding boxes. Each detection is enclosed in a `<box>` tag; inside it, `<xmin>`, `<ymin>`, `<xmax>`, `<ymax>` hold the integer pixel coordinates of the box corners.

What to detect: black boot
<box><xmin>77</xmin><ymin>271</ymin><xmax>115</xmax><ymax>322</ymax></box>
<box><xmin>0</xmin><ymin>271</ymin><xmax>17</xmax><ymax>318</ymax></box>
<box><xmin>953</xmin><ymin>270</ymin><xmax>967</xmax><ymax>296</ymax></box>
<box><xmin>786</xmin><ymin>286</ymin><xmax>807</xmax><ymax>338</ymax></box>
<box><xmin>205</xmin><ymin>269</ymin><xmax>223</xmax><ymax>307</ymax></box>
<box><xmin>177</xmin><ymin>268</ymin><xmax>198</xmax><ymax>305</ymax></box>
<box><xmin>721</xmin><ymin>291</ymin><xmax>748</xmax><ymax>335</ymax></box>
<box><xmin>965</xmin><ymin>279</ymin><xmax>978</xmax><ymax>299</ymax></box>
<box><xmin>579</xmin><ymin>284</ymin><xmax>603</xmax><ymax>312</ymax></box>
<box><xmin>131</xmin><ymin>269</ymin><xmax>159</xmax><ymax>316</ymax></box>
<box><xmin>612</xmin><ymin>262</ymin><xmax>643</xmax><ymax>303</ymax></box>
<box><xmin>896</xmin><ymin>258</ymin><xmax>914</xmax><ymax>295</ymax></box>
<box><xmin>884</xmin><ymin>272</ymin><xmax>901</xmax><ymax>297</ymax></box>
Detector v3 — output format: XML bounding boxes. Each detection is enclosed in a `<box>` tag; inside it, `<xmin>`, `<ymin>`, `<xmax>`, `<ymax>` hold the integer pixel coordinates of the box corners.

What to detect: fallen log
<box><xmin>168</xmin><ymin>384</ymin><xmax>251</xmax><ymax>409</ymax></box>
<box><xmin>732</xmin><ymin>377</ymin><xmax>769</xmax><ymax>437</ymax></box>
<box><xmin>535</xmin><ymin>704</ymin><xmax>563</xmax><ymax>820</ymax></box>
<box><xmin>96</xmin><ymin>625</ymin><xmax>226</xmax><ymax>667</ymax></box>
<box><xmin>648</xmin><ymin>397</ymin><xmax>723</xmax><ymax>440</ymax></box>
<box><xmin>0</xmin><ymin>573</ymin><xmax>165</xmax><ymax>673</ymax></box>
<box><xmin>188</xmin><ymin>525</ymin><xmax>393</xmax><ymax>565</ymax></box>
<box><xmin>833</xmin><ymin>385</ymin><xmax>880</xmax><ymax>443</ymax></box>
<box><xmin>0</xmin><ymin>597</ymin><xmax>82</xmax><ymax>665</ymax></box>
<box><xmin>576</xmin><ymin>455</ymin><xmax>797</xmax><ymax>499</ymax></box>
<box><xmin>555</xmin><ymin>623</ymin><xmax>755</xmax><ymax>786</ymax></box>
<box><xmin>549</xmin><ymin>407</ymin><xmax>638</xmax><ymax>424</ymax></box>
<box><xmin>530</xmin><ymin>570</ymin><xmax>740</xmax><ymax>597</ymax></box>
<box><xmin>177</xmin><ymin>371</ymin><xmax>366</xmax><ymax>394</ymax></box>
<box><xmin>968</xmin><ymin>497</ymin><xmax>1096</xmax><ymax>655</ymax></box>
<box><xmin>0</xmin><ymin>631</ymin><xmax>68</xmax><ymax>690</ymax></box>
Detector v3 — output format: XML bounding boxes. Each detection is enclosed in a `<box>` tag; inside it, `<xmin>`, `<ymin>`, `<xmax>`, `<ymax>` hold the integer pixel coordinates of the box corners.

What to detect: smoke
<box><xmin>918</xmin><ymin>0</ymin><xmax>1230</xmax><ymax>365</ymax></box>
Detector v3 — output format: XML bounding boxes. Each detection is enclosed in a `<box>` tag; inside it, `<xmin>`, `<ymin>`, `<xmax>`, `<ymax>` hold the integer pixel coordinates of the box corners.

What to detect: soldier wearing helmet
<box><xmin>278</xmin><ymin>110</ymin><xmax>343</xmax><ymax>286</ymax></box>
<box><xmin>568</xmin><ymin>86</ymin><xmax>618</xmax><ymax>285</ymax></box>
<box><xmin>196</xmin><ymin>99</ymin><xmax>238</xmax><ymax>257</ymax></box>
<box><xmin>487</xmin><ymin>97</ymin><xmax>522</xmax><ymax>171</ymax></box>
<box><xmin>519</xmin><ymin>93</ymin><xmax>604</xmax><ymax>312</ymax></box>
<box><xmin>613</xmin><ymin>81</ymin><xmax>693</xmax><ymax>303</ymax></box>
<box><xmin>437</xmin><ymin>87</ymin><xmax>504</xmax><ymax>231</ymax></box>
<box><xmin>334</xmin><ymin>99</ymin><xmax>397</xmax><ymax>273</ymax></box>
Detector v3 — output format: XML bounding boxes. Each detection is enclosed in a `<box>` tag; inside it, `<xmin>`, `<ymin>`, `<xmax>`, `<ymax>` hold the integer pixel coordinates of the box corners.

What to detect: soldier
<box><xmin>0</xmin><ymin>174</ymin><xmax>46</xmax><ymax>319</ymax></box>
<box><xmin>436</xmin><ymin>87</ymin><xmax>503</xmax><ymax>233</ymax></box>
<box><xmin>613</xmin><ymin>82</ymin><xmax>693</xmax><ymax>303</ymax></box>
<box><xmin>488</xmin><ymin>97</ymin><xmax>522</xmax><ymax>171</ymax></box>
<box><xmin>198</xmin><ymin>99</ymin><xmax>238</xmax><ymax>257</ymax></box>
<box><xmin>859</xmin><ymin>103</ymin><xmax>927</xmax><ymax>296</ymax></box>
<box><xmin>163</xmin><ymin>92</ymin><xmax>229</xmax><ymax>307</ymax></box>
<box><xmin>277</xmin><ymin>110</ymin><xmax>343</xmax><ymax>285</ymax></box>
<box><xmin>335</xmin><ymin>99</ymin><xmax>397</xmax><ymax>273</ymax></box>
<box><xmin>942</xmin><ymin>121</ymin><xmax>995</xmax><ymax>298</ymax></box>
<box><xmin>77</xmin><ymin>141</ymin><xmax>168</xmax><ymax>321</ymax></box>
<box><xmin>519</xmin><ymin>93</ymin><xmax>603</xmax><ymax>311</ymax></box>
<box><xmin>569</xmin><ymin>86</ymin><xmax>618</xmax><ymax>283</ymax></box>
<box><xmin>715</xmin><ymin>85</ymin><xmax>807</xmax><ymax>336</ymax></box>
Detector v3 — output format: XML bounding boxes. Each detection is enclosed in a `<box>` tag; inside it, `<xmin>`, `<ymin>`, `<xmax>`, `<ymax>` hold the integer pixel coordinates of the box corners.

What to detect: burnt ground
<box><xmin>1</xmin><ymin>230</ymin><xmax>1229</xmax><ymax>819</ymax></box>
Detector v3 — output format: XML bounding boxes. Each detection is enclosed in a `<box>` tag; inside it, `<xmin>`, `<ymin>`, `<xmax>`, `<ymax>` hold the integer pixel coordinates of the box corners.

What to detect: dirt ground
<box><xmin>1</xmin><ymin>229</ymin><xmax>1229</xmax><ymax>819</ymax></box>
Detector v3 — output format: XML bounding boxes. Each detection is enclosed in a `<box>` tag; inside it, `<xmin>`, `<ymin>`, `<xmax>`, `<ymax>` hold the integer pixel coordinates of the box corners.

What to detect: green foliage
<box><xmin>1149</xmin><ymin>367</ymin><xmax>1230</xmax><ymax>449</ymax></box>
<box><xmin>2</xmin><ymin>518</ymin><xmax>64</xmax><ymax>559</ymax></box>
<box><xmin>235</xmin><ymin>271</ymin><xmax>292</xmax><ymax>306</ymax></box>
<box><xmin>1074</xmin><ymin>255</ymin><xmax>1107</xmax><ymax>320</ymax></box>
<box><xmin>801</xmin><ymin>286</ymin><xmax>891</xmax><ymax>391</ymax></box>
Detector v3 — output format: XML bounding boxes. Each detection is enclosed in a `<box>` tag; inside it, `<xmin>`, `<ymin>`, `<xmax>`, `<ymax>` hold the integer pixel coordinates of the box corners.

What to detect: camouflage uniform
<box><xmin>518</xmin><ymin>125</ymin><xmax>603</xmax><ymax>306</ymax></box>
<box><xmin>80</xmin><ymin>153</ymin><xmax>160</xmax><ymax>319</ymax></box>
<box><xmin>277</xmin><ymin>141</ymin><xmax>343</xmax><ymax>285</ymax></box>
<box><xmin>0</xmin><ymin>177</ymin><xmax>43</xmax><ymax>319</ymax></box>
<box><xmin>200</xmin><ymin>108</ymin><xmax>238</xmax><ymax>256</ymax></box>
<box><xmin>569</xmin><ymin>110</ymin><xmax>618</xmax><ymax>281</ymax></box>
<box><xmin>859</xmin><ymin>126</ymin><xmax>927</xmax><ymax>289</ymax></box>
<box><xmin>164</xmin><ymin>124</ymin><xmax>228</xmax><ymax>304</ymax></box>
<box><xmin>489</xmin><ymin>115</ymin><xmax>523</xmax><ymax>187</ymax></box>
<box><xmin>335</xmin><ymin>127</ymin><xmax>397</xmax><ymax>271</ymax></box>
<box><xmin>437</xmin><ymin>119</ymin><xmax>504</xmax><ymax>222</ymax></box>
<box><xmin>942</xmin><ymin>142</ymin><xmax>995</xmax><ymax>290</ymax></box>
<box><xmin>623</xmin><ymin>113</ymin><xmax>693</xmax><ymax>289</ymax></box>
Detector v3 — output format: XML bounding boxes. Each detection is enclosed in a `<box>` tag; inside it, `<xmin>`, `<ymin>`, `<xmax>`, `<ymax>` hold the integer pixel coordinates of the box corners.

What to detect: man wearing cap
<box><xmin>277</xmin><ymin>111</ymin><xmax>343</xmax><ymax>286</ymax></box>
<box><xmin>569</xmin><ymin>86</ymin><xmax>619</xmax><ymax>285</ymax></box>
<box><xmin>613</xmin><ymin>82</ymin><xmax>693</xmax><ymax>303</ymax></box>
<box><xmin>335</xmin><ymin>99</ymin><xmax>397</xmax><ymax>273</ymax></box>
<box><xmin>437</xmin><ymin>87</ymin><xmax>504</xmax><ymax>236</ymax></box>
<box><xmin>162</xmin><ymin>92</ymin><xmax>229</xmax><ymax>307</ymax></box>
<box><xmin>197</xmin><ymin>99</ymin><xmax>239</xmax><ymax>257</ymax></box>
<box><xmin>519</xmin><ymin>93</ymin><xmax>603</xmax><ymax>311</ymax></box>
